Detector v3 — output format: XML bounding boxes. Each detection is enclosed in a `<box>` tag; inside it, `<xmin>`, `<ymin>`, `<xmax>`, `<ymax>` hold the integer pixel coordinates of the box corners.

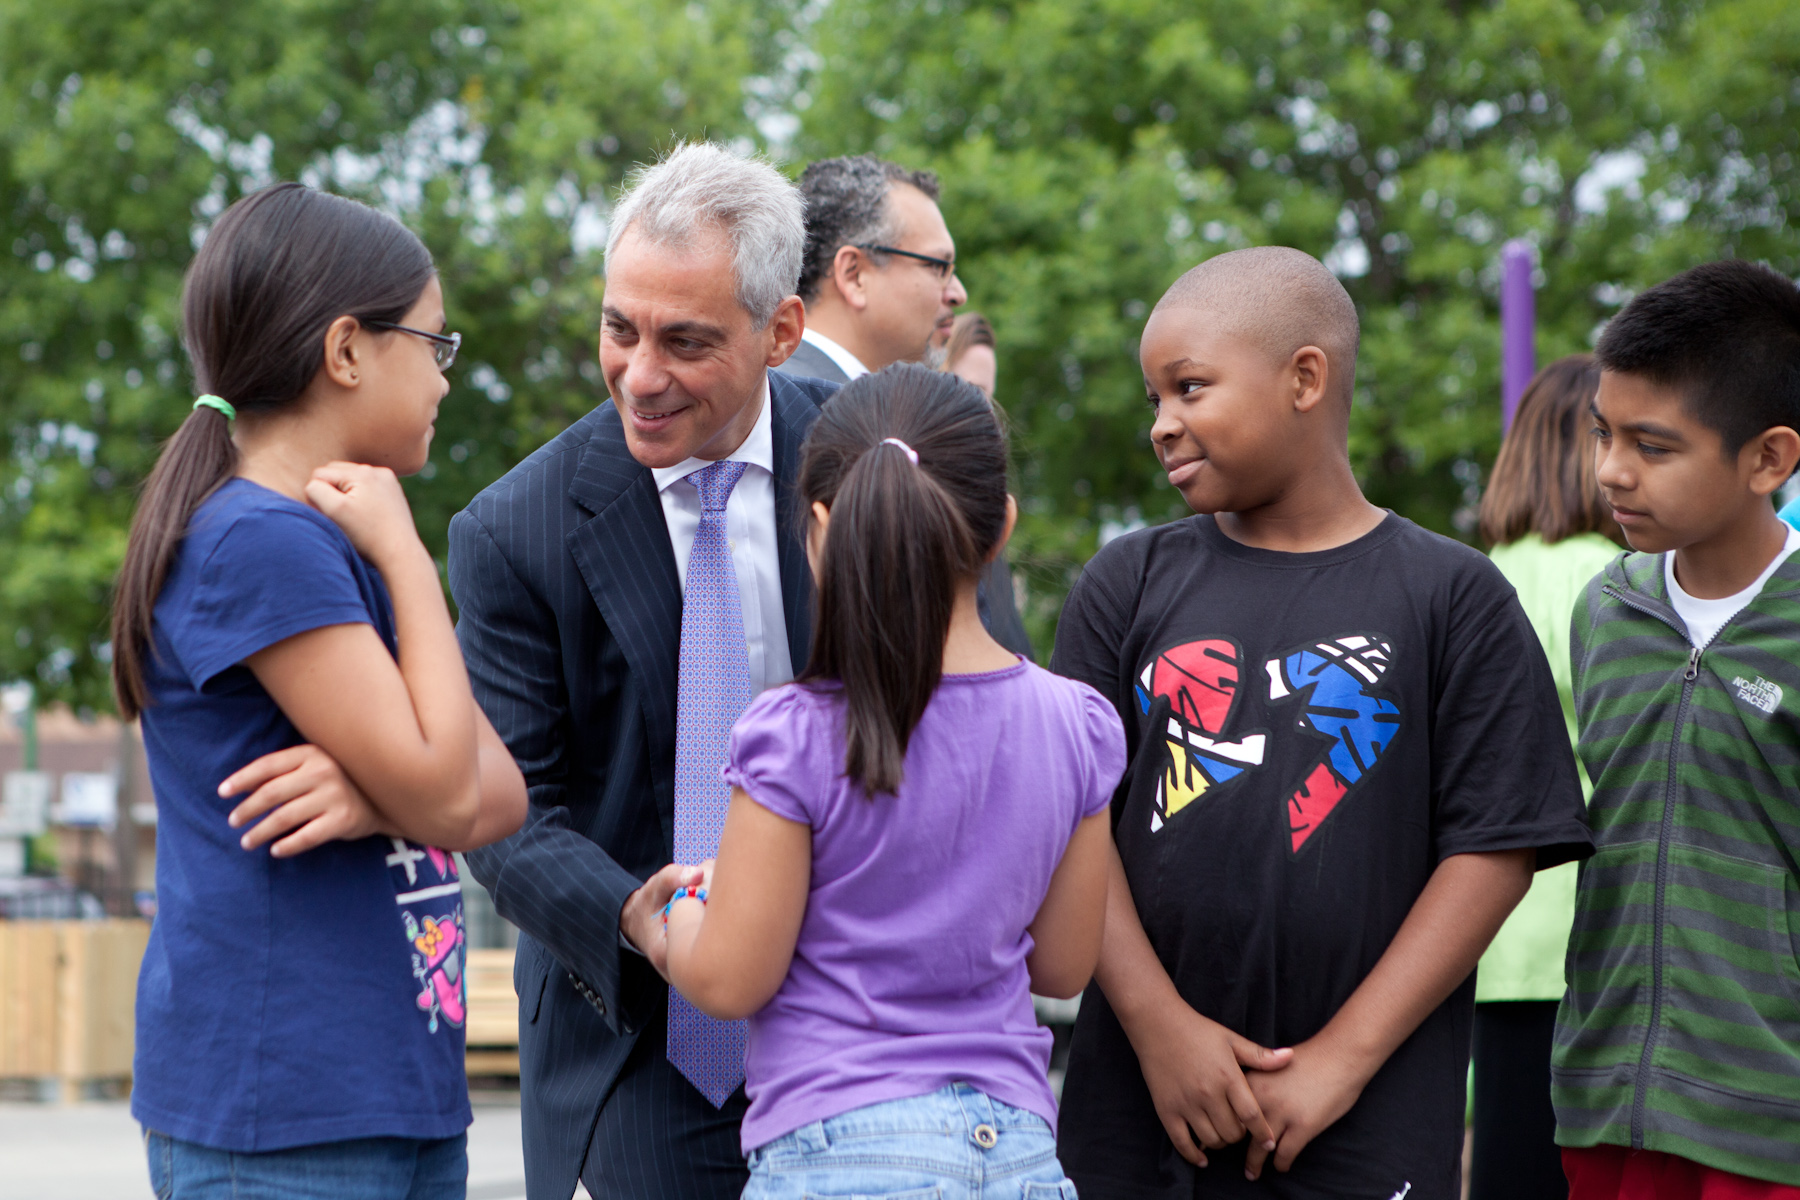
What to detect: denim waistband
<box><xmin>780</xmin><ymin>1083</ymin><xmax>1049</xmax><ymax>1155</ymax></box>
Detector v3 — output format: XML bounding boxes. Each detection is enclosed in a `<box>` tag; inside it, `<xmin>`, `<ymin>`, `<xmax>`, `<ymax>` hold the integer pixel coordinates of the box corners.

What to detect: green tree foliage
<box><xmin>0</xmin><ymin>0</ymin><xmax>762</xmax><ymax>708</ymax></box>
<box><xmin>2</xmin><ymin>0</ymin><xmax>1796</xmax><ymax>703</ymax></box>
<box><xmin>796</xmin><ymin>0</ymin><xmax>1800</xmax><ymax>646</ymax></box>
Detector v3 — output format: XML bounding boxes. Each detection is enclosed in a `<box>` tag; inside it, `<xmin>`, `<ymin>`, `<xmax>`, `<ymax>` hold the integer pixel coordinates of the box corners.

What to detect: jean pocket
<box><xmin>143</xmin><ymin>1130</ymin><xmax>172</xmax><ymax>1200</ymax></box>
<box><xmin>1022</xmin><ymin>1182</ymin><xmax>1078</xmax><ymax>1200</ymax></box>
<box><xmin>802</xmin><ymin>1190</ymin><xmax>941</xmax><ymax>1200</ymax></box>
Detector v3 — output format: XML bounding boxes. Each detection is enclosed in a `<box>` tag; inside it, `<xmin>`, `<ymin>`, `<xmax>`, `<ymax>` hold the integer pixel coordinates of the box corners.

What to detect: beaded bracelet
<box><xmin>660</xmin><ymin>885</ymin><xmax>708</xmax><ymax>925</ymax></box>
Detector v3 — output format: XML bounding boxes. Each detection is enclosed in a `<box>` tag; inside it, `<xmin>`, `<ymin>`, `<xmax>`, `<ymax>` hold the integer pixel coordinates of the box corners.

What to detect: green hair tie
<box><xmin>193</xmin><ymin>394</ymin><xmax>236</xmax><ymax>421</ymax></box>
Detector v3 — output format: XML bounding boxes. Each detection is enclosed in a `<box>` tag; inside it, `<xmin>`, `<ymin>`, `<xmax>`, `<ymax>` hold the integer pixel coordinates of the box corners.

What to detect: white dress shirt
<box><xmin>650</xmin><ymin>376</ymin><xmax>794</xmax><ymax>695</ymax></box>
<box><xmin>799</xmin><ymin>327</ymin><xmax>870</xmax><ymax>380</ymax></box>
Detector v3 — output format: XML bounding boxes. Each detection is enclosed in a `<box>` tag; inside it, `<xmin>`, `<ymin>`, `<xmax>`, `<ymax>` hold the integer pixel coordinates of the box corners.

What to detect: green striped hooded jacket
<box><xmin>1553</xmin><ymin>549</ymin><xmax>1800</xmax><ymax>1184</ymax></box>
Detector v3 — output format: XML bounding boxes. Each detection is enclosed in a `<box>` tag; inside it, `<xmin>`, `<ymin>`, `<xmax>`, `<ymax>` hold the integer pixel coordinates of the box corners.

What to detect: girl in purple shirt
<box><xmin>663</xmin><ymin>364</ymin><xmax>1125</xmax><ymax>1199</ymax></box>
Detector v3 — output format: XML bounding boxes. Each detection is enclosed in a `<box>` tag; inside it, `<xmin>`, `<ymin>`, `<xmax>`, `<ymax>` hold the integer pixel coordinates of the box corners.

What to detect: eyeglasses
<box><xmin>366</xmin><ymin>321</ymin><xmax>461</xmax><ymax>371</ymax></box>
<box><xmin>857</xmin><ymin>244</ymin><xmax>958</xmax><ymax>283</ymax></box>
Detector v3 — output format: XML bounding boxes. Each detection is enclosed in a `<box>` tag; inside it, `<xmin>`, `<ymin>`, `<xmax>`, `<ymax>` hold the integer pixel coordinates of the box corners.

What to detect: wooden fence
<box><xmin>0</xmin><ymin>920</ymin><xmax>148</xmax><ymax>1099</ymax></box>
<box><xmin>0</xmin><ymin>924</ymin><xmax>521</xmax><ymax>1098</ymax></box>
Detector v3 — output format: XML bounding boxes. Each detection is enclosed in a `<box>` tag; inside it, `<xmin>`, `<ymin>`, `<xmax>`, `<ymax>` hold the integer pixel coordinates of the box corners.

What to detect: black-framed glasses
<box><xmin>857</xmin><ymin>244</ymin><xmax>958</xmax><ymax>282</ymax></box>
<box><xmin>366</xmin><ymin>321</ymin><xmax>461</xmax><ymax>371</ymax></box>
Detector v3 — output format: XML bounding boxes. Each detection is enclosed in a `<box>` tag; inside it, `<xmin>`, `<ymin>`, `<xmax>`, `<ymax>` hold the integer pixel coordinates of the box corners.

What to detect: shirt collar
<box><xmin>800</xmin><ymin>327</ymin><xmax>870</xmax><ymax>380</ymax></box>
<box><xmin>649</xmin><ymin>374</ymin><xmax>775</xmax><ymax>493</ymax></box>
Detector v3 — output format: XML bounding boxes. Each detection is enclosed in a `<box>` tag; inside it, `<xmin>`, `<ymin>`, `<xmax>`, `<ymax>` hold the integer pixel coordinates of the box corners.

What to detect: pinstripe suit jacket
<box><xmin>452</xmin><ymin>371</ymin><xmax>834</xmax><ymax>1200</ymax></box>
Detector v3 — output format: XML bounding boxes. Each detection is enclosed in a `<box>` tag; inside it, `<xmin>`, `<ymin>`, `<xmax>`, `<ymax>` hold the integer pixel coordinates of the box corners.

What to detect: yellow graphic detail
<box><xmin>413</xmin><ymin>914</ymin><xmax>451</xmax><ymax>958</ymax></box>
<box><xmin>1163</xmin><ymin>738</ymin><xmax>1210</xmax><ymax>818</ymax></box>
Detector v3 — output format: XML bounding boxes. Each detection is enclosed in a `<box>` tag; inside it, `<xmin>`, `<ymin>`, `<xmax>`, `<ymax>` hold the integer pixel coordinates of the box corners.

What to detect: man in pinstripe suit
<box><xmin>451</xmin><ymin>144</ymin><xmax>835</xmax><ymax>1200</ymax></box>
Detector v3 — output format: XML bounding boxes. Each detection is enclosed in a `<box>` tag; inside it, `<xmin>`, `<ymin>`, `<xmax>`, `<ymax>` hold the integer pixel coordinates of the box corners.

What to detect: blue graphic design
<box><xmin>1264</xmin><ymin>634</ymin><xmax>1402</xmax><ymax>853</ymax></box>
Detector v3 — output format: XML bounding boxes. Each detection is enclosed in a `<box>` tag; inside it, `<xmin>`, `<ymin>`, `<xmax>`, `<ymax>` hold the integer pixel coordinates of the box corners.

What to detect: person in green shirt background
<box><xmin>1470</xmin><ymin>354</ymin><xmax>1624</xmax><ymax>1200</ymax></box>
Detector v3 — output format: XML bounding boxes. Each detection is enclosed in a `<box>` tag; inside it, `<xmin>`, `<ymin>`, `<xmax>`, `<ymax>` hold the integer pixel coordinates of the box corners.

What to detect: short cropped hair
<box><xmin>797</xmin><ymin>155</ymin><xmax>941</xmax><ymax>302</ymax></box>
<box><xmin>605</xmin><ymin>141</ymin><xmax>805</xmax><ymax>328</ymax></box>
<box><xmin>1596</xmin><ymin>260</ymin><xmax>1800</xmax><ymax>454</ymax></box>
<box><xmin>1479</xmin><ymin>355</ymin><xmax>1623</xmax><ymax>547</ymax></box>
<box><xmin>1156</xmin><ymin>247</ymin><xmax>1361</xmax><ymax>405</ymax></box>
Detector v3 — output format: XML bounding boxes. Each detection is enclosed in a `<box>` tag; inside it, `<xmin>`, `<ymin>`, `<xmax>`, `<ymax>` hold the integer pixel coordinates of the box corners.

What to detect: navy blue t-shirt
<box><xmin>131</xmin><ymin>478</ymin><xmax>471</xmax><ymax>1152</ymax></box>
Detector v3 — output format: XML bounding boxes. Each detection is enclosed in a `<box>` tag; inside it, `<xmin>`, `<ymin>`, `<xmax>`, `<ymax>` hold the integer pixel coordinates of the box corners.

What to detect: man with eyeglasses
<box><xmin>781</xmin><ymin>155</ymin><xmax>1034</xmax><ymax>660</ymax></box>
<box><xmin>781</xmin><ymin>155</ymin><xmax>968</xmax><ymax>383</ymax></box>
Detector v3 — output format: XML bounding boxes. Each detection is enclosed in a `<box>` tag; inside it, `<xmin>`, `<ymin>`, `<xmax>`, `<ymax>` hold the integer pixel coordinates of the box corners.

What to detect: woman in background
<box><xmin>944</xmin><ymin>312</ymin><xmax>998</xmax><ymax>398</ymax></box>
<box><xmin>1470</xmin><ymin>354</ymin><xmax>1624</xmax><ymax>1200</ymax></box>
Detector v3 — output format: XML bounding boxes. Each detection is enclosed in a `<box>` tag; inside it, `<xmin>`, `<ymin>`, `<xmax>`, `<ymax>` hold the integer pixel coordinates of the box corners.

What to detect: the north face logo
<box><xmin>1733</xmin><ymin>675</ymin><xmax>1782</xmax><ymax>714</ymax></box>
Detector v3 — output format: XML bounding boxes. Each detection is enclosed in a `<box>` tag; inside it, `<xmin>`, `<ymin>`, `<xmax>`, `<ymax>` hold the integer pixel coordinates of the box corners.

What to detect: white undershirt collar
<box><xmin>1665</xmin><ymin>523</ymin><xmax>1800</xmax><ymax>648</ymax></box>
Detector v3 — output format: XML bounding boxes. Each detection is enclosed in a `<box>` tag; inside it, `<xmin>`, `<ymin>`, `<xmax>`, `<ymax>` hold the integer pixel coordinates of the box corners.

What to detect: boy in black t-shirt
<box><xmin>1053</xmin><ymin>248</ymin><xmax>1591</xmax><ymax>1200</ymax></box>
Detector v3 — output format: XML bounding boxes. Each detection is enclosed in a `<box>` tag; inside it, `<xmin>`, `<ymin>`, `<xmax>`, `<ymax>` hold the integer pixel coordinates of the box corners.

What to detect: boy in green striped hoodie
<box><xmin>1558</xmin><ymin>260</ymin><xmax>1800</xmax><ymax>1198</ymax></box>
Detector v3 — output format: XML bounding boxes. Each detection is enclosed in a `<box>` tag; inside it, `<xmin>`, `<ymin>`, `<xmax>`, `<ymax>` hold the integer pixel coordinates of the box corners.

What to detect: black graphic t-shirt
<box><xmin>1053</xmin><ymin>515</ymin><xmax>1590</xmax><ymax>1200</ymax></box>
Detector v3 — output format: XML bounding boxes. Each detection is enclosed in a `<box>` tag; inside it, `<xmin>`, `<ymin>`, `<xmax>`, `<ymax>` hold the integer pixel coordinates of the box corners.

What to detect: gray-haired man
<box><xmin>455</xmin><ymin>143</ymin><xmax>835</xmax><ymax>1200</ymax></box>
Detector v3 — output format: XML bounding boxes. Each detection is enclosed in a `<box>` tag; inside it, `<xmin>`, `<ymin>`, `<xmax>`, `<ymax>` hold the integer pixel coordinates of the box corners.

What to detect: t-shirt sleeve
<box><xmin>1430</xmin><ymin>564</ymin><xmax>1594</xmax><ymax>869</ymax></box>
<box><xmin>1052</xmin><ymin>539</ymin><xmax>1147</xmax><ymax>825</ymax></box>
<box><xmin>172</xmin><ymin>507</ymin><xmax>377</xmax><ymax>692</ymax></box>
<box><xmin>1078</xmin><ymin>686</ymin><xmax>1128</xmax><ymax>821</ymax></box>
<box><xmin>1050</xmin><ymin>545</ymin><xmax>1135</xmax><ymax>710</ymax></box>
<box><xmin>722</xmin><ymin>687</ymin><xmax>821</xmax><ymax>827</ymax></box>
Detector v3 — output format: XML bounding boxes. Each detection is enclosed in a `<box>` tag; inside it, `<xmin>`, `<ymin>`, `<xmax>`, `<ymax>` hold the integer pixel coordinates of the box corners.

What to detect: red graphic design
<box><xmin>1150</xmin><ymin>639</ymin><xmax>1241</xmax><ymax>733</ymax></box>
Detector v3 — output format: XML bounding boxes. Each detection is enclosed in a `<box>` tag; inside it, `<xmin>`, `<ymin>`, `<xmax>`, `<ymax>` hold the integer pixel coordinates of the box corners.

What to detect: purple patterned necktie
<box><xmin>669</xmin><ymin>458</ymin><xmax>752</xmax><ymax>1106</ymax></box>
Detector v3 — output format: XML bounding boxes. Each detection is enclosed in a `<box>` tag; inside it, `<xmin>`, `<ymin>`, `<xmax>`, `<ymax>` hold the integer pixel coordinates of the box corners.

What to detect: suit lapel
<box><xmin>564</xmin><ymin>402</ymin><xmax>680</xmax><ymax>848</ymax></box>
<box><xmin>770</xmin><ymin>371</ymin><xmax>820</xmax><ymax>675</ymax></box>
<box><xmin>563</xmin><ymin>382</ymin><xmax>821</xmax><ymax>850</ymax></box>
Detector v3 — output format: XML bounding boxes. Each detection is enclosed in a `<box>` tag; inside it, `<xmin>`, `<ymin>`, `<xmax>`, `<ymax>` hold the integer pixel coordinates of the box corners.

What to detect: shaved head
<box><xmin>1155</xmin><ymin>247</ymin><xmax>1360</xmax><ymax>405</ymax></box>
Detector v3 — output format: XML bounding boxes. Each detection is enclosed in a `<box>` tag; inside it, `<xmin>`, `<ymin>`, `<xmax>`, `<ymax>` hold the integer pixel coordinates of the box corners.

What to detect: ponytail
<box><xmin>111</xmin><ymin>408</ymin><xmax>237</xmax><ymax>716</ymax></box>
<box><xmin>109</xmin><ymin>182</ymin><xmax>435</xmax><ymax>717</ymax></box>
<box><xmin>798</xmin><ymin>363</ymin><xmax>1010</xmax><ymax>795</ymax></box>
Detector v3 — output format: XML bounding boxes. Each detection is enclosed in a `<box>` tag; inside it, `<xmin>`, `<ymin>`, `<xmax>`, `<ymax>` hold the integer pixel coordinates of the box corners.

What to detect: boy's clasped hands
<box><xmin>1137</xmin><ymin>1004</ymin><xmax>1377</xmax><ymax>1180</ymax></box>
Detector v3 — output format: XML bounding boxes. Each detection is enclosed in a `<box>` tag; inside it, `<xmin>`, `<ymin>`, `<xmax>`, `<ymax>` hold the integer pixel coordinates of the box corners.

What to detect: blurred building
<box><xmin>0</xmin><ymin>705</ymin><xmax>154</xmax><ymax>918</ymax></box>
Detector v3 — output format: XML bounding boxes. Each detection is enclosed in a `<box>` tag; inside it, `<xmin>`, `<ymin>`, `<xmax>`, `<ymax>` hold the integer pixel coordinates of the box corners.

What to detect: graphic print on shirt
<box><xmin>1135</xmin><ymin>633</ymin><xmax>1402</xmax><ymax>853</ymax></box>
<box><xmin>386</xmin><ymin>838</ymin><xmax>466</xmax><ymax>1033</ymax></box>
<box><xmin>1265</xmin><ymin>634</ymin><xmax>1402</xmax><ymax>854</ymax></box>
<box><xmin>1134</xmin><ymin>638</ymin><xmax>1268</xmax><ymax>833</ymax></box>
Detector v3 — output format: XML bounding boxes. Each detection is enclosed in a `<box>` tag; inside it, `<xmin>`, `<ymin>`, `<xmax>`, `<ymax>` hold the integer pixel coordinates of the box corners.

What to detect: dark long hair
<box><xmin>1478</xmin><ymin>354</ymin><xmax>1625</xmax><ymax>548</ymax></box>
<box><xmin>111</xmin><ymin>183</ymin><xmax>436</xmax><ymax>716</ymax></box>
<box><xmin>798</xmin><ymin>363</ymin><xmax>1010</xmax><ymax>795</ymax></box>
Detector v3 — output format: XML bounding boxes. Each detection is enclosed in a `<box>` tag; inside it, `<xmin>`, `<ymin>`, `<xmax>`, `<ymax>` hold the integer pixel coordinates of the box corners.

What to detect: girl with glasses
<box><xmin>112</xmin><ymin>181</ymin><xmax>525</xmax><ymax>1200</ymax></box>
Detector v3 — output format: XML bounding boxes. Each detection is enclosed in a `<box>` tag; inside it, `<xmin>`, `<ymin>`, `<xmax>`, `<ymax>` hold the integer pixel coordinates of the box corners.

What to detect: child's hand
<box><xmin>221</xmin><ymin>744</ymin><xmax>393</xmax><ymax>857</ymax></box>
<box><xmin>621</xmin><ymin>862</ymin><xmax>707</xmax><ymax>979</ymax></box>
<box><xmin>1132</xmin><ymin>1004</ymin><xmax>1293</xmax><ymax>1168</ymax></box>
<box><xmin>1242</xmin><ymin>1036</ymin><xmax>1369</xmax><ymax>1179</ymax></box>
<box><xmin>664</xmin><ymin>860</ymin><xmax>714</xmax><ymax>935</ymax></box>
<box><xmin>304</xmin><ymin>462</ymin><xmax>423</xmax><ymax>565</ymax></box>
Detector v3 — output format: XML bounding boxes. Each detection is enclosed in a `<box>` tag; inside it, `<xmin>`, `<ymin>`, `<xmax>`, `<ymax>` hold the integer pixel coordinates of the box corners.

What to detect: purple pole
<box><xmin>1501</xmin><ymin>239</ymin><xmax>1535</xmax><ymax>433</ymax></box>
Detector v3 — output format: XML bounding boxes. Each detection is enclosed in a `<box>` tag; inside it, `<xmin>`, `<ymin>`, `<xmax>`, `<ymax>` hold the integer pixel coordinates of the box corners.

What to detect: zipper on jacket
<box><xmin>1602</xmin><ymin>583</ymin><xmax>1696</xmax><ymax>1149</ymax></box>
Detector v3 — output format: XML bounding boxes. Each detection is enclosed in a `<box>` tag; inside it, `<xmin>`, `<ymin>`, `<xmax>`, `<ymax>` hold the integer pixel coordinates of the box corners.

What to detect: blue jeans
<box><xmin>744</xmin><ymin>1084</ymin><xmax>1079</xmax><ymax>1200</ymax></box>
<box><xmin>143</xmin><ymin>1129</ymin><xmax>467</xmax><ymax>1200</ymax></box>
